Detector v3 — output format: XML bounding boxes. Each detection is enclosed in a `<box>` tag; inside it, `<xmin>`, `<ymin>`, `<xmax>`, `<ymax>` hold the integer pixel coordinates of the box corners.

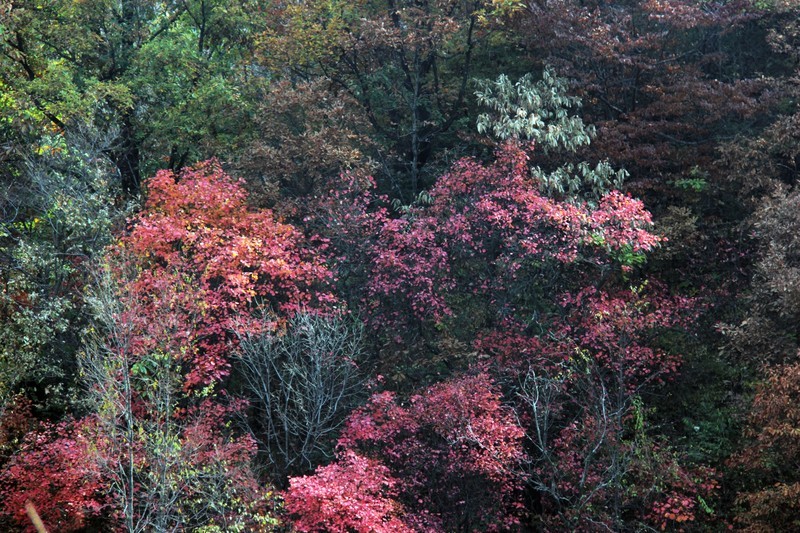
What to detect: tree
<box><xmin>236</xmin><ymin>78</ymin><xmax>375</xmax><ymax>210</ymax></box>
<box><xmin>0</xmin><ymin>417</ymin><xmax>110</xmax><ymax>532</ymax></box>
<box><xmin>0</xmin><ymin>120</ymin><xmax>122</xmax><ymax>413</ymax></box>
<box><xmin>235</xmin><ymin>311</ymin><xmax>367</xmax><ymax>479</ymax></box>
<box><xmin>0</xmin><ymin>0</ymin><xmax>259</xmax><ymax>194</ymax></box>
<box><xmin>314</xmin><ymin>139</ymin><xmax>659</xmax><ymax>343</ymax></box>
<box><xmin>475</xmin><ymin>69</ymin><xmax>626</xmax><ymax>202</ymax></box>
<box><xmin>723</xmin><ymin>188</ymin><xmax>800</xmax><ymax>365</ymax></box>
<box><xmin>308</xmin><ymin>68</ymin><xmax>662</xmax><ymax>353</ymax></box>
<box><xmin>505</xmin><ymin>0</ymin><xmax>777</xmax><ymax>307</ymax></box>
<box><xmin>513</xmin><ymin>0</ymin><xmax>767</xmax><ymax>185</ymax></box>
<box><xmin>287</xmin><ymin>373</ymin><xmax>527</xmax><ymax>531</ymax></box>
<box><xmin>733</xmin><ymin>360</ymin><xmax>800</xmax><ymax>531</ymax></box>
<box><xmin>79</xmin><ymin>262</ymin><xmax>277</xmax><ymax>532</ymax></box>
<box><xmin>257</xmin><ymin>0</ymin><xmax>518</xmax><ymax>200</ymax></box>
<box><xmin>1</xmin><ymin>158</ymin><xmax>334</xmax><ymax>531</ymax></box>
<box><xmin>515</xmin><ymin>285</ymin><xmax>713</xmax><ymax>530</ymax></box>
<box><xmin>284</xmin><ymin>450</ymin><xmax>411</xmax><ymax>533</ymax></box>
<box><xmin>118</xmin><ymin>159</ymin><xmax>334</xmax><ymax>388</ymax></box>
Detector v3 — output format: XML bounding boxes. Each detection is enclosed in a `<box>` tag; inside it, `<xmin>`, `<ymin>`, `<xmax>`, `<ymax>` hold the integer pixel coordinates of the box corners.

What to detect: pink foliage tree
<box><xmin>313</xmin><ymin>142</ymin><xmax>661</xmax><ymax>338</ymax></box>
<box><xmin>555</xmin><ymin>283</ymin><xmax>695</xmax><ymax>392</ymax></box>
<box><xmin>512</xmin><ymin>284</ymin><xmax>713</xmax><ymax>530</ymax></box>
<box><xmin>285</xmin><ymin>450</ymin><xmax>410</xmax><ymax>533</ymax></box>
<box><xmin>286</xmin><ymin>374</ymin><xmax>526</xmax><ymax>532</ymax></box>
<box><xmin>0</xmin><ymin>419</ymin><xmax>109</xmax><ymax>532</ymax></box>
<box><xmin>119</xmin><ymin>159</ymin><xmax>334</xmax><ymax>388</ymax></box>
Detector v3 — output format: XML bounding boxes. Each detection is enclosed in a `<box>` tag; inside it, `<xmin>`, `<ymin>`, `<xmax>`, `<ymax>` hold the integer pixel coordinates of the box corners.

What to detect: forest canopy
<box><xmin>1</xmin><ymin>0</ymin><xmax>800</xmax><ymax>531</ymax></box>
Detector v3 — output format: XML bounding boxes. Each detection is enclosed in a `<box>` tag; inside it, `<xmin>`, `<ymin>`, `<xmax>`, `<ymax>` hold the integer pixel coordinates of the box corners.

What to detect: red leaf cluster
<box><xmin>285</xmin><ymin>450</ymin><xmax>411</xmax><ymax>533</ymax></box>
<box><xmin>314</xmin><ymin>142</ymin><xmax>662</xmax><ymax>334</ymax></box>
<box><xmin>556</xmin><ymin>284</ymin><xmax>694</xmax><ymax>391</ymax></box>
<box><xmin>287</xmin><ymin>374</ymin><xmax>526</xmax><ymax>531</ymax></box>
<box><xmin>119</xmin><ymin>160</ymin><xmax>334</xmax><ymax>387</ymax></box>
<box><xmin>0</xmin><ymin>419</ymin><xmax>109</xmax><ymax>532</ymax></box>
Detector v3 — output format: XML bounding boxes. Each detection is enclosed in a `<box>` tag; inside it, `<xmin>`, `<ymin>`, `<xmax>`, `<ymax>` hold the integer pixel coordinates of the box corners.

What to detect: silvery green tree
<box><xmin>0</xmin><ymin>118</ymin><xmax>122</xmax><ymax>411</ymax></box>
<box><xmin>475</xmin><ymin>68</ymin><xmax>627</xmax><ymax>203</ymax></box>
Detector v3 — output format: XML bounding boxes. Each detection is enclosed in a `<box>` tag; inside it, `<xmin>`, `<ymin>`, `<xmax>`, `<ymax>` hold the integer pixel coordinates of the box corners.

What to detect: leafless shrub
<box><xmin>235</xmin><ymin>311</ymin><xmax>367</xmax><ymax>478</ymax></box>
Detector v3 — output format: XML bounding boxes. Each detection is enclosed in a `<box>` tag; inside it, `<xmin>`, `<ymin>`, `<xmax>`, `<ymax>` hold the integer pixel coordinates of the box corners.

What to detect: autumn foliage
<box><xmin>733</xmin><ymin>360</ymin><xmax>800</xmax><ymax>531</ymax></box>
<box><xmin>287</xmin><ymin>374</ymin><xmax>526</xmax><ymax>531</ymax></box>
<box><xmin>118</xmin><ymin>159</ymin><xmax>333</xmax><ymax>387</ymax></box>
<box><xmin>284</xmin><ymin>450</ymin><xmax>410</xmax><ymax>533</ymax></box>
<box><xmin>3</xmin><ymin>0</ymin><xmax>800</xmax><ymax>530</ymax></box>
<box><xmin>315</xmin><ymin>141</ymin><xmax>662</xmax><ymax>339</ymax></box>
<box><xmin>0</xmin><ymin>419</ymin><xmax>108</xmax><ymax>532</ymax></box>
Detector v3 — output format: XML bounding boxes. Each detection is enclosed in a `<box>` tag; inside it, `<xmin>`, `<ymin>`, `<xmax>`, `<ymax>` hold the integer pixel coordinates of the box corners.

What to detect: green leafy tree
<box><xmin>0</xmin><ymin>121</ymin><xmax>121</xmax><ymax>413</ymax></box>
<box><xmin>0</xmin><ymin>0</ymin><xmax>259</xmax><ymax>193</ymax></box>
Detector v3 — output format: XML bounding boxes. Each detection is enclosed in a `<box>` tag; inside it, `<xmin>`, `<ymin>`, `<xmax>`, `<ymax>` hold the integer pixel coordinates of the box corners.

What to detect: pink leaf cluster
<box><xmin>285</xmin><ymin>450</ymin><xmax>411</xmax><ymax>533</ymax></box>
<box><xmin>556</xmin><ymin>284</ymin><xmax>694</xmax><ymax>391</ymax></box>
<box><xmin>313</xmin><ymin>142</ymin><xmax>661</xmax><ymax>332</ymax></box>
<box><xmin>0</xmin><ymin>419</ymin><xmax>109</xmax><ymax>532</ymax></box>
<box><xmin>591</xmin><ymin>190</ymin><xmax>661</xmax><ymax>253</ymax></box>
<box><xmin>287</xmin><ymin>374</ymin><xmax>526</xmax><ymax>532</ymax></box>
<box><xmin>120</xmin><ymin>159</ymin><xmax>334</xmax><ymax>387</ymax></box>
